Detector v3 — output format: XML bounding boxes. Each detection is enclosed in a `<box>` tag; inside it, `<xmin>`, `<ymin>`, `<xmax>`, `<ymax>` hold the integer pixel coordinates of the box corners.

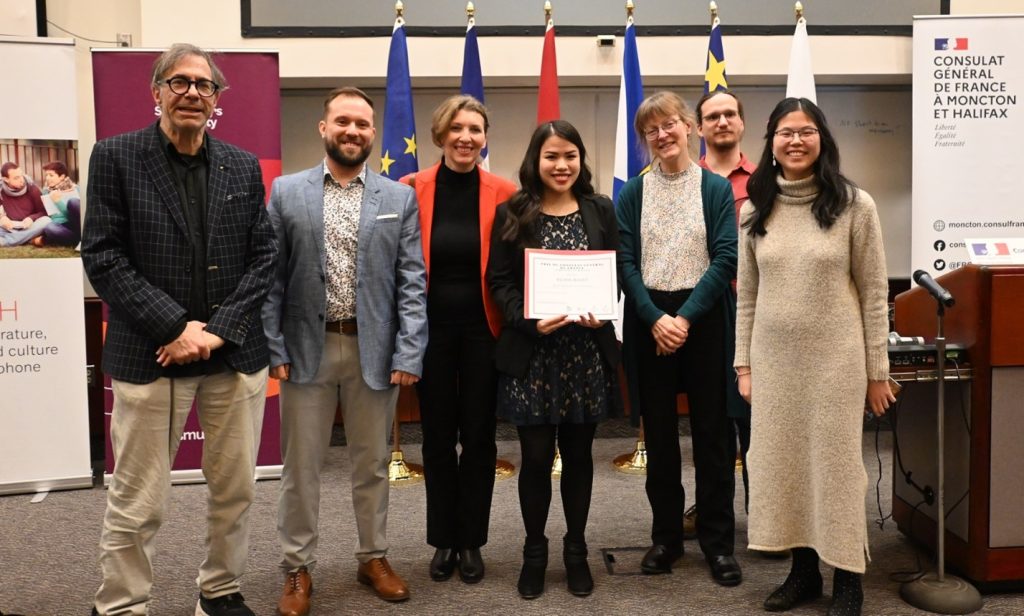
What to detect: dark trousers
<box><xmin>43</xmin><ymin>199</ymin><xmax>81</xmax><ymax>246</ymax></box>
<box><xmin>416</xmin><ymin>320</ymin><xmax>498</xmax><ymax>549</ymax></box>
<box><xmin>517</xmin><ymin>423</ymin><xmax>597</xmax><ymax>546</ymax></box>
<box><xmin>733</xmin><ymin>415</ymin><xmax>751</xmax><ymax>512</ymax></box>
<box><xmin>638</xmin><ymin>289</ymin><xmax>736</xmax><ymax>556</ymax></box>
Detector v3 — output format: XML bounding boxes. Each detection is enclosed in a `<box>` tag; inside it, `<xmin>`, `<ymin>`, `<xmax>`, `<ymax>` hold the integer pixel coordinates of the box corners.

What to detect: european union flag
<box><xmin>381</xmin><ymin>18</ymin><xmax>418</xmax><ymax>178</ymax></box>
<box><xmin>461</xmin><ymin>15</ymin><xmax>489</xmax><ymax>169</ymax></box>
<box><xmin>701</xmin><ymin>19</ymin><xmax>728</xmax><ymax>156</ymax></box>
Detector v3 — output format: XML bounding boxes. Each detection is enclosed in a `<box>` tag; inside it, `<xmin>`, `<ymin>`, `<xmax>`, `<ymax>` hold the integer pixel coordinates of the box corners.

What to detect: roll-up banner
<box><xmin>0</xmin><ymin>36</ymin><xmax>92</xmax><ymax>496</ymax></box>
<box><xmin>91</xmin><ymin>49</ymin><xmax>283</xmax><ymax>483</ymax></box>
<box><xmin>912</xmin><ymin>15</ymin><xmax>1024</xmax><ymax>278</ymax></box>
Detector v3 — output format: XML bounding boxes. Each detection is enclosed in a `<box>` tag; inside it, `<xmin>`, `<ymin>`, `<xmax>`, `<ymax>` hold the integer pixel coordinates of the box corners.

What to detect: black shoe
<box><xmin>763</xmin><ymin>572</ymin><xmax>823</xmax><ymax>612</ymax></box>
<box><xmin>517</xmin><ymin>540</ymin><xmax>548</xmax><ymax>599</ymax></box>
<box><xmin>91</xmin><ymin>609</ymin><xmax>99</xmax><ymax>616</ymax></box>
<box><xmin>429</xmin><ymin>548</ymin><xmax>459</xmax><ymax>581</ymax></box>
<box><xmin>640</xmin><ymin>544</ymin><xmax>682</xmax><ymax>574</ymax></box>
<box><xmin>564</xmin><ymin>541</ymin><xmax>593</xmax><ymax>597</ymax></box>
<box><xmin>196</xmin><ymin>592</ymin><xmax>255</xmax><ymax>616</ymax></box>
<box><xmin>707</xmin><ymin>554</ymin><xmax>743</xmax><ymax>586</ymax></box>
<box><xmin>458</xmin><ymin>547</ymin><xmax>485</xmax><ymax>584</ymax></box>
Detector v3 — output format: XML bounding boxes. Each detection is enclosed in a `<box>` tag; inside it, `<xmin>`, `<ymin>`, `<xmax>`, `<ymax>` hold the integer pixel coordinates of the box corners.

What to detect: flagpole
<box><xmin>710</xmin><ymin>0</ymin><xmax>718</xmax><ymax>24</ymax></box>
<box><xmin>794</xmin><ymin>1</ymin><xmax>803</xmax><ymax>23</ymax></box>
<box><xmin>386</xmin><ymin>0</ymin><xmax>424</xmax><ymax>486</ymax></box>
<box><xmin>612</xmin><ymin>0</ymin><xmax>649</xmax><ymax>476</ymax></box>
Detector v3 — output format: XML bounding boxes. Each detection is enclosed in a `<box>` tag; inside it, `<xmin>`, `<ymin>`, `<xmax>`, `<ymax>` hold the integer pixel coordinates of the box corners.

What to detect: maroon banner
<box><xmin>92</xmin><ymin>50</ymin><xmax>282</xmax><ymax>476</ymax></box>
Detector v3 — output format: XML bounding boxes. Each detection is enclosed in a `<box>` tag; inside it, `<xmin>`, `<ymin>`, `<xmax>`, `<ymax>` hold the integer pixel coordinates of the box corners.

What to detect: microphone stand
<box><xmin>900</xmin><ymin>300</ymin><xmax>982</xmax><ymax>614</ymax></box>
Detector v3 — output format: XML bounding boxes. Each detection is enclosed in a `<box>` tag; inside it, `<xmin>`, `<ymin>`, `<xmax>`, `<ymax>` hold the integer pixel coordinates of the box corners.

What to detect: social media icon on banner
<box><xmin>934</xmin><ymin>240</ymin><xmax>946</xmax><ymax>252</ymax></box>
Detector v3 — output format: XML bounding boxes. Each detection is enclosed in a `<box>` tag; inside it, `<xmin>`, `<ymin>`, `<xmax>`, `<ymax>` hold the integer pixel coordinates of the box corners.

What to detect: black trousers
<box><xmin>416</xmin><ymin>320</ymin><xmax>498</xmax><ymax>549</ymax></box>
<box><xmin>517</xmin><ymin>423</ymin><xmax>598</xmax><ymax>546</ymax></box>
<box><xmin>638</xmin><ymin>289</ymin><xmax>736</xmax><ymax>556</ymax></box>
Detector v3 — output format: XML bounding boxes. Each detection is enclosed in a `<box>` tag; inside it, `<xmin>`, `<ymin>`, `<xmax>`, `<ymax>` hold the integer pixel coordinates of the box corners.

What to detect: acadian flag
<box><xmin>612</xmin><ymin>11</ymin><xmax>644</xmax><ymax>200</ymax></box>
<box><xmin>381</xmin><ymin>14</ymin><xmax>418</xmax><ymax>178</ymax></box>
<box><xmin>786</xmin><ymin>15</ymin><xmax>817</xmax><ymax>103</ymax></box>
<box><xmin>701</xmin><ymin>15</ymin><xmax>728</xmax><ymax>156</ymax></box>
<box><xmin>537</xmin><ymin>7</ymin><xmax>560</xmax><ymax>124</ymax></box>
<box><xmin>461</xmin><ymin>10</ymin><xmax>489</xmax><ymax>170</ymax></box>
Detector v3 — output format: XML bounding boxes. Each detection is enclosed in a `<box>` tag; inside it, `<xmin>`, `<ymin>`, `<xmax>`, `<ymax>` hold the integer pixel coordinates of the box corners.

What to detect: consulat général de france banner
<box><xmin>912</xmin><ymin>15</ymin><xmax>1024</xmax><ymax>278</ymax></box>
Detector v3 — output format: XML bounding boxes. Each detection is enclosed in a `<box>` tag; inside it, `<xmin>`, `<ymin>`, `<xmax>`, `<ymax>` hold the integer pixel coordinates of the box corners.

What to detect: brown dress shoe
<box><xmin>277</xmin><ymin>566</ymin><xmax>312</xmax><ymax>616</ymax></box>
<box><xmin>357</xmin><ymin>557</ymin><xmax>410</xmax><ymax>602</ymax></box>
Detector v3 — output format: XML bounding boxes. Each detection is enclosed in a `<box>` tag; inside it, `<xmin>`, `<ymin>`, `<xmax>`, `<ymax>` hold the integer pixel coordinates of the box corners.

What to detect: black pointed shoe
<box><xmin>458</xmin><ymin>547</ymin><xmax>485</xmax><ymax>584</ymax></box>
<box><xmin>429</xmin><ymin>548</ymin><xmax>458</xmax><ymax>581</ymax></box>
<box><xmin>640</xmin><ymin>544</ymin><xmax>682</xmax><ymax>574</ymax></box>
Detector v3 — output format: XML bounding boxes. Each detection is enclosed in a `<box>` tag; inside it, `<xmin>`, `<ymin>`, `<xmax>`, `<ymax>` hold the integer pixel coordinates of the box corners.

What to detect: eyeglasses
<box><xmin>774</xmin><ymin>127</ymin><xmax>820</xmax><ymax>141</ymax></box>
<box><xmin>160</xmin><ymin>77</ymin><xmax>220</xmax><ymax>98</ymax></box>
<box><xmin>702</xmin><ymin>110</ymin><xmax>739</xmax><ymax>123</ymax></box>
<box><xmin>644</xmin><ymin>118</ymin><xmax>681</xmax><ymax>141</ymax></box>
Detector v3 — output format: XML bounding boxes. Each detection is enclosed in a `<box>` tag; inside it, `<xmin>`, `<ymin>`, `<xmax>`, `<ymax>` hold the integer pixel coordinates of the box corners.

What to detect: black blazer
<box><xmin>82</xmin><ymin>123</ymin><xmax>277</xmax><ymax>384</ymax></box>
<box><xmin>486</xmin><ymin>193</ymin><xmax>620</xmax><ymax>379</ymax></box>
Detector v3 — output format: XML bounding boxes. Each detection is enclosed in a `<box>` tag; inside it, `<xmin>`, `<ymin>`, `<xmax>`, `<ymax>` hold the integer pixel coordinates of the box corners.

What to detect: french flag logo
<box><xmin>935</xmin><ymin>38</ymin><xmax>969</xmax><ymax>51</ymax></box>
<box><xmin>995</xmin><ymin>243</ymin><xmax>1011</xmax><ymax>256</ymax></box>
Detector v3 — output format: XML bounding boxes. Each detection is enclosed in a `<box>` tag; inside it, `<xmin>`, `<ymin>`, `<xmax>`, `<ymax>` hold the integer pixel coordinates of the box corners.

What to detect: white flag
<box><xmin>786</xmin><ymin>17</ymin><xmax>817</xmax><ymax>103</ymax></box>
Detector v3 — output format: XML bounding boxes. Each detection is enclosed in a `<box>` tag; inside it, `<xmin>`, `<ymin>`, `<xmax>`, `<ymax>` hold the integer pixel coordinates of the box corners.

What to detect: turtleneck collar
<box><xmin>437</xmin><ymin>158</ymin><xmax>479</xmax><ymax>186</ymax></box>
<box><xmin>775</xmin><ymin>173</ymin><xmax>819</xmax><ymax>205</ymax></box>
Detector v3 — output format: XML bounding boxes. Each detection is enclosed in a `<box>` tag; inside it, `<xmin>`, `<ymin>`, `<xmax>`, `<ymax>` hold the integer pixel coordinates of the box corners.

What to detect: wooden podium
<box><xmin>893</xmin><ymin>264</ymin><xmax>1024</xmax><ymax>586</ymax></box>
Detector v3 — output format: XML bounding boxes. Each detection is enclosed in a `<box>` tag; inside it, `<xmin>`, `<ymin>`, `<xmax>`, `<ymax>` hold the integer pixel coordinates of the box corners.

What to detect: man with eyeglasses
<box><xmin>82</xmin><ymin>43</ymin><xmax>276</xmax><ymax>616</ymax></box>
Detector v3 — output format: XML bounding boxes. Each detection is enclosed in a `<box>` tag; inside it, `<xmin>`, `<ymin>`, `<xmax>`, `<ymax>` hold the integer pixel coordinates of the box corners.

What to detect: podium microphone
<box><xmin>912</xmin><ymin>270</ymin><xmax>955</xmax><ymax>307</ymax></box>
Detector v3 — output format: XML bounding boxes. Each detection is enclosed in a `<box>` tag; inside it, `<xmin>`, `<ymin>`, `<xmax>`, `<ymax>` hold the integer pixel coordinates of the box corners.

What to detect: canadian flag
<box><xmin>537</xmin><ymin>17</ymin><xmax>560</xmax><ymax>124</ymax></box>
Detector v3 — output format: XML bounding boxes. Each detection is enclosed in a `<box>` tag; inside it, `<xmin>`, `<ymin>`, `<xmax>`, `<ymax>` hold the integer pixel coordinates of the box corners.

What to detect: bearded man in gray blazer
<box><xmin>262</xmin><ymin>86</ymin><xmax>427</xmax><ymax>614</ymax></box>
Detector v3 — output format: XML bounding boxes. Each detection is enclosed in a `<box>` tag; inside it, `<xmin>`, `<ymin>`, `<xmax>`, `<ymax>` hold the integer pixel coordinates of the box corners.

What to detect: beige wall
<box><xmin>44</xmin><ymin>0</ymin><xmax>1024</xmax><ymax>292</ymax></box>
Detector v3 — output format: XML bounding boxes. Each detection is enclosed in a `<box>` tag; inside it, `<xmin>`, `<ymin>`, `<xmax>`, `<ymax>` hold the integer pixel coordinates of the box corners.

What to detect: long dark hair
<box><xmin>745</xmin><ymin>97</ymin><xmax>855</xmax><ymax>237</ymax></box>
<box><xmin>500</xmin><ymin>120</ymin><xmax>595</xmax><ymax>245</ymax></box>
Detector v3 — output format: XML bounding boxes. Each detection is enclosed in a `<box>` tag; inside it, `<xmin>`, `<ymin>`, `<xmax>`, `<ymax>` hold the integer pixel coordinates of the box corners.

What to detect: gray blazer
<box><xmin>262</xmin><ymin>164</ymin><xmax>427</xmax><ymax>390</ymax></box>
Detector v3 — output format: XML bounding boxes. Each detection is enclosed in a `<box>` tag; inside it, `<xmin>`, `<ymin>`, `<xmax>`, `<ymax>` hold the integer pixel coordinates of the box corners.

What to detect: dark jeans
<box><xmin>638</xmin><ymin>289</ymin><xmax>736</xmax><ymax>557</ymax></box>
<box><xmin>517</xmin><ymin>422</ymin><xmax>597</xmax><ymax>546</ymax></box>
<box><xmin>42</xmin><ymin>198</ymin><xmax>81</xmax><ymax>246</ymax></box>
<box><xmin>416</xmin><ymin>320</ymin><xmax>498</xmax><ymax>549</ymax></box>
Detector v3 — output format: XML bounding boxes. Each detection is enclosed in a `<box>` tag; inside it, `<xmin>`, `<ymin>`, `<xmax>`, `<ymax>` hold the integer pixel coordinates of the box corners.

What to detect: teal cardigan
<box><xmin>615</xmin><ymin>168</ymin><xmax>748</xmax><ymax>424</ymax></box>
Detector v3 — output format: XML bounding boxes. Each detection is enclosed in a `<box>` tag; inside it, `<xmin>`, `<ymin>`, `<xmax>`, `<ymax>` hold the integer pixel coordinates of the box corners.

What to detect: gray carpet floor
<box><xmin>2</xmin><ymin>426</ymin><xmax>1023</xmax><ymax>615</ymax></box>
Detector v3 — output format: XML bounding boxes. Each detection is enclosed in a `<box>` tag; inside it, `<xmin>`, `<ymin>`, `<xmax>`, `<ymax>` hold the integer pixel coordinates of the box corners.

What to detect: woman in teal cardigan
<box><xmin>616</xmin><ymin>91</ymin><xmax>745</xmax><ymax>587</ymax></box>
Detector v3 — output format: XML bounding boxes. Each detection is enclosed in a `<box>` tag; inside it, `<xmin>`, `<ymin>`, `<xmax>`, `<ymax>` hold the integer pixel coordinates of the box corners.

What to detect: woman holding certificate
<box><xmin>487</xmin><ymin>120</ymin><xmax>621</xmax><ymax>599</ymax></box>
<box><xmin>734</xmin><ymin>98</ymin><xmax>892</xmax><ymax>616</ymax></box>
<box><xmin>400</xmin><ymin>95</ymin><xmax>516</xmax><ymax>584</ymax></box>
<box><xmin>616</xmin><ymin>91</ymin><xmax>744</xmax><ymax>586</ymax></box>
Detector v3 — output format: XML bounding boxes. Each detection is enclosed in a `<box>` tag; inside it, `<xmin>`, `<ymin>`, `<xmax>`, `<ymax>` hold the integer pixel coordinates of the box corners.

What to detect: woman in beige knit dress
<box><xmin>733</xmin><ymin>98</ymin><xmax>895</xmax><ymax>616</ymax></box>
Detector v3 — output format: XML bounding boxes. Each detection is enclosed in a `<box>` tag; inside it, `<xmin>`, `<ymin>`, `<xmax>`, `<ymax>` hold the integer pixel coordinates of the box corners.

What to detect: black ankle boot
<box><xmin>517</xmin><ymin>539</ymin><xmax>548</xmax><ymax>599</ymax></box>
<box><xmin>564</xmin><ymin>540</ymin><xmax>593</xmax><ymax>597</ymax></box>
<box><xmin>763</xmin><ymin>547</ymin><xmax>823</xmax><ymax>612</ymax></box>
<box><xmin>827</xmin><ymin>568</ymin><xmax>863</xmax><ymax>616</ymax></box>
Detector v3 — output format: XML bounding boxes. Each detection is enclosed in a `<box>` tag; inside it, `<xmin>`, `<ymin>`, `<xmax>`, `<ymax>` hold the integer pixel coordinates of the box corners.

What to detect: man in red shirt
<box><xmin>697</xmin><ymin>90</ymin><xmax>755</xmax><ymax>224</ymax></box>
<box><xmin>0</xmin><ymin>162</ymin><xmax>51</xmax><ymax>247</ymax></box>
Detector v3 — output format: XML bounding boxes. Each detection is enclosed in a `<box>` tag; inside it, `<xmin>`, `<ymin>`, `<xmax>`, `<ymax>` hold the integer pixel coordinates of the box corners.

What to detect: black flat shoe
<box><xmin>707</xmin><ymin>554</ymin><xmax>743</xmax><ymax>586</ymax></box>
<box><xmin>763</xmin><ymin>572</ymin><xmax>823</xmax><ymax>611</ymax></box>
<box><xmin>458</xmin><ymin>547</ymin><xmax>485</xmax><ymax>584</ymax></box>
<box><xmin>429</xmin><ymin>548</ymin><xmax>458</xmax><ymax>581</ymax></box>
<box><xmin>640</xmin><ymin>544</ymin><xmax>682</xmax><ymax>574</ymax></box>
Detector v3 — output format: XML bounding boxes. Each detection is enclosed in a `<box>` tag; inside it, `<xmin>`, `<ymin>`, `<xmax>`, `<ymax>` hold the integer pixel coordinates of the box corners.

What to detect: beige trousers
<box><xmin>278</xmin><ymin>332</ymin><xmax>399</xmax><ymax>569</ymax></box>
<box><xmin>94</xmin><ymin>368</ymin><xmax>268</xmax><ymax>616</ymax></box>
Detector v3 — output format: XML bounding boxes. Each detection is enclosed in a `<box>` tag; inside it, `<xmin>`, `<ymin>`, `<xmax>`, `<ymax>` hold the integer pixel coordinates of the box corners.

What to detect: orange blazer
<box><xmin>400</xmin><ymin>162</ymin><xmax>517</xmax><ymax>338</ymax></box>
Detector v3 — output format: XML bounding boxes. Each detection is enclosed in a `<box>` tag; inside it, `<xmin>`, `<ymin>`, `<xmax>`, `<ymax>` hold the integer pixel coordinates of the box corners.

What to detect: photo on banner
<box><xmin>91</xmin><ymin>49</ymin><xmax>283</xmax><ymax>483</ymax></box>
<box><xmin>0</xmin><ymin>36</ymin><xmax>91</xmax><ymax>496</ymax></box>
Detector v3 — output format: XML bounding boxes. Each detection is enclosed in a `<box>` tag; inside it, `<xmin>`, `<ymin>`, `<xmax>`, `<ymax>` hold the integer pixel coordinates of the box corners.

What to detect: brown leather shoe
<box><xmin>357</xmin><ymin>557</ymin><xmax>410</xmax><ymax>602</ymax></box>
<box><xmin>277</xmin><ymin>566</ymin><xmax>312</xmax><ymax>616</ymax></box>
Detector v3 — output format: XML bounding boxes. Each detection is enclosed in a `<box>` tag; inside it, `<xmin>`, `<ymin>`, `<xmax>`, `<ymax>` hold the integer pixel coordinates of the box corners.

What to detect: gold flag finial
<box><xmin>795</xmin><ymin>1</ymin><xmax>804</xmax><ymax>21</ymax></box>
<box><xmin>544</xmin><ymin>1</ymin><xmax>552</xmax><ymax>21</ymax></box>
<box><xmin>467</xmin><ymin>1</ymin><xmax>475</xmax><ymax>18</ymax></box>
<box><xmin>626</xmin><ymin>1</ymin><xmax>635</xmax><ymax>19</ymax></box>
<box><xmin>396</xmin><ymin>0</ymin><xmax>404</xmax><ymax>19</ymax></box>
<box><xmin>710</xmin><ymin>1</ymin><xmax>718</xmax><ymax>22</ymax></box>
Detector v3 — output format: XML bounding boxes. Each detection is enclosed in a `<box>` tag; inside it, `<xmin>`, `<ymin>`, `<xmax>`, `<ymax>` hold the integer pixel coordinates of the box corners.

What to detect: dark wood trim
<box><xmin>941</xmin><ymin>0</ymin><xmax>951</xmax><ymax>15</ymax></box>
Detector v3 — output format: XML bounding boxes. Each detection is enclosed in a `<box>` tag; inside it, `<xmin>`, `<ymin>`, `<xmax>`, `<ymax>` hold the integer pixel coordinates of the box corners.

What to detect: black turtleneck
<box><xmin>428</xmin><ymin>161</ymin><xmax>487</xmax><ymax>325</ymax></box>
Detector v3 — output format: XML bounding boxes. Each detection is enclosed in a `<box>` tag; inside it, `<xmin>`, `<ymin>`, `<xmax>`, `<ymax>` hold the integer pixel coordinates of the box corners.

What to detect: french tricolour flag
<box><xmin>612</xmin><ymin>14</ymin><xmax>644</xmax><ymax>201</ymax></box>
<box><xmin>935</xmin><ymin>38</ymin><xmax>969</xmax><ymax>51</ymax></box>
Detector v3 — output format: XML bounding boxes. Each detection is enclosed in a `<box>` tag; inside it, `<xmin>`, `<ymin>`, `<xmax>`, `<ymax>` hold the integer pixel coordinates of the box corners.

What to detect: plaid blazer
<box><xmin>82</xmin><ymin>123</ymin><xmax>277</xmax><ymax>384</ymax></box>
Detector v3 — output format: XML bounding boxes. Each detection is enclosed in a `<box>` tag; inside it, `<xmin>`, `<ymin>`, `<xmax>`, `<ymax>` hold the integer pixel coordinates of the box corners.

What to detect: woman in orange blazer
<box><xmin>400</xmin><ymin>95</ymin><xmax>516</xmax><ymax>584</ymax></box>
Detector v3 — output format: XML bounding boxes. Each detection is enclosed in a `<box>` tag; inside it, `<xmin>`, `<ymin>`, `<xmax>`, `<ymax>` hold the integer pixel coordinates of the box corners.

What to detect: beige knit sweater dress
<box><xmin>734</xmin><ymin>175</ymin><xmax>890</xmax><ymax>573</ymax></box>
